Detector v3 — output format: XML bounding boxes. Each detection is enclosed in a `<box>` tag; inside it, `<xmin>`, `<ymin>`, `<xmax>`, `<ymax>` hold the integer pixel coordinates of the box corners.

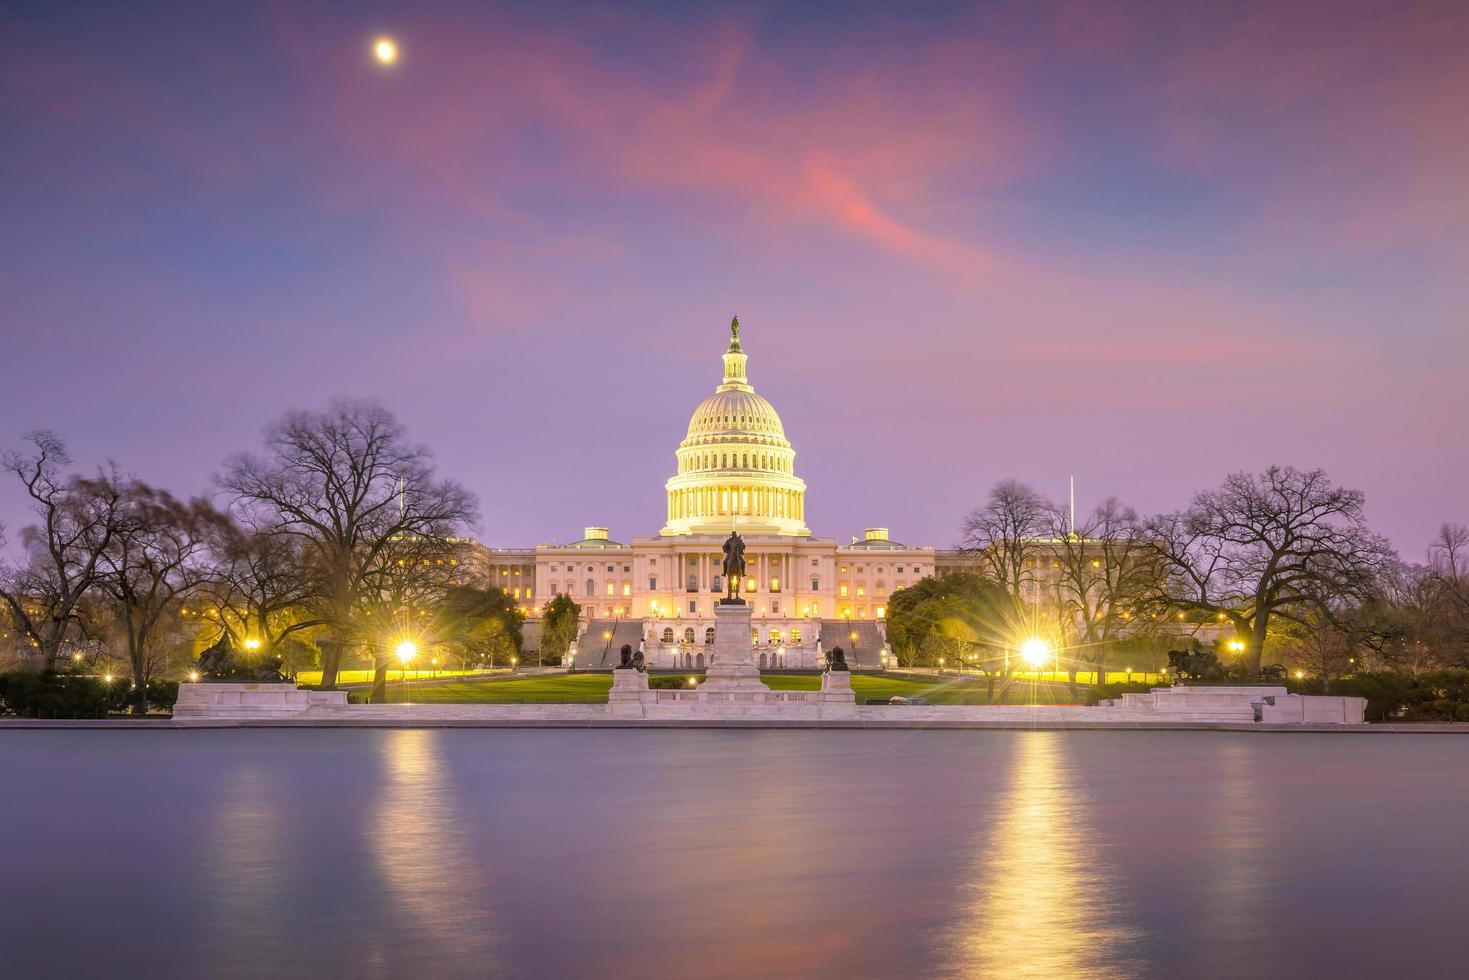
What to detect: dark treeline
<box><xmin>0</xmin><ymin>401</ymin><xmax>568</xmax><ymax>711</ymax></box>
<box><xmin>887</xmin><ymin>470</ymin><xmax>1469</xmax><ymax>691</ymax></box>
<box><xmin>5</xmin><ymin>404</ymin><xmax>1466</xmax><ymax>713</ymax></box>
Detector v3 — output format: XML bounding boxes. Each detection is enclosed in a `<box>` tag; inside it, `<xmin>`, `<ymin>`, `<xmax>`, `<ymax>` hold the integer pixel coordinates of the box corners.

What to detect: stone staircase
<box><xmin>579</xmin><ymin>620</ymin><xmax>645</xmax><ymax>668</ymax></box>
<box><xmin>820</xmin><ymin>619</ymin><xmax>887</xmax><ymax>668</ymax></box>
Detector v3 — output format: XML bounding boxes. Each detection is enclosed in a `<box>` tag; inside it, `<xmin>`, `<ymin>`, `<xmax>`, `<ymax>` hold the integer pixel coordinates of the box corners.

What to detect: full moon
<box><xmin>373</xmin><ymin>37</ymin><xmax>398</xmax><ymax>65</ymax></box>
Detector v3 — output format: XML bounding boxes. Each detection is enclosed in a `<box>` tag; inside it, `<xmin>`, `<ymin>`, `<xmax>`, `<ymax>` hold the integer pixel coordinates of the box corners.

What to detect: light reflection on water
<box><xmin>0</xmin><ymin>730</ymin><xmax>1465</xmax><ymax>979</ymax></box>
<box><xmin>370</xmin><ymin>729</ymin><xmax>502</xmax><ymax>976</ymax></box>
<box><xmin>953</xmin><ymin>732</ymin><xmax>1143</xmax><ymax>979</ymax></box>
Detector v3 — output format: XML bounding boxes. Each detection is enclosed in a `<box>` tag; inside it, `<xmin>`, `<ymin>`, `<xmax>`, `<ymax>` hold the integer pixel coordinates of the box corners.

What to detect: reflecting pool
<box><xmin>1</xmin><ymin>730</ymin><xmax>1463</xmax><ymax>978</ymax></box>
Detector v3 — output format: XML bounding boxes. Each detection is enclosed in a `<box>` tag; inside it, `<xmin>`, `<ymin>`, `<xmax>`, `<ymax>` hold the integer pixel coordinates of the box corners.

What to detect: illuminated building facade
<box><xmin>474</xmin><ymin>319</ymin><xmax>948</xmax><ymax>668</ymax></box>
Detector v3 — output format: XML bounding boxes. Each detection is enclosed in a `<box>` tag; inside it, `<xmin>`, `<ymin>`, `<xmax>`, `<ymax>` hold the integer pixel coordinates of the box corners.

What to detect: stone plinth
<box><xmin>173</xmin><ymin>682</ymin><xmax>347</xmax><ymax>719</ymax></box>
<box><xmin>701</xmin><ymin>601</ymin><xmax>769</xmax><ymax>693</ymax></box>
<box><xmin>608</xmin><ymin>669</ymin><xmax>650</xmax><ymax>718</ymax></box>
<box><xmin>1260</xmin><ymin>694</ymin><xmax>1367</xmax><ymax>724</ymax></box>
<box><xmin>817</xmin><ymin>670</ymin><xmax>858</xmax><ymax>718</ymax></box>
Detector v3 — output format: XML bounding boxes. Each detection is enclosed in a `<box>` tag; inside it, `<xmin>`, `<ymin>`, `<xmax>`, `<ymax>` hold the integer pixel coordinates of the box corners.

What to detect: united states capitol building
<box><xmin>473</xmin><ymin>318</ymin><xmax>974</xmax><ymax>669</ymax></box>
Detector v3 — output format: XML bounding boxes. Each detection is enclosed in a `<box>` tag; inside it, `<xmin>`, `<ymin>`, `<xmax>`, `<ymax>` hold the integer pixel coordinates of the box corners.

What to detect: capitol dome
<box><xmin>662</xmin><ymin>318</ymin><xmax>809</xmax><ymax>537</ymax></box>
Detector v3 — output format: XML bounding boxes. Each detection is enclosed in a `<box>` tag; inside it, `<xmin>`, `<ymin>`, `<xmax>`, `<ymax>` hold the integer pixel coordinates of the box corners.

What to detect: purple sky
<box><xmin>2</xmin><ymin>0</ymin><xmax>1466</xmax><ymax>557</ymax></box>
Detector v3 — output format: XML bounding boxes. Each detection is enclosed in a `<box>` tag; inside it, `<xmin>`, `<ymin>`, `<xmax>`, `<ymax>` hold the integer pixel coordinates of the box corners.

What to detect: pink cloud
<box><xmin>1158</xmin><ymin>0</ymin><xmax>1469</xmax><ymax>258</ymax></box>
<box><xmin>269</xmin><ymin>9</ymin><xmax>1035</xmax><ymax>277</ymax></box>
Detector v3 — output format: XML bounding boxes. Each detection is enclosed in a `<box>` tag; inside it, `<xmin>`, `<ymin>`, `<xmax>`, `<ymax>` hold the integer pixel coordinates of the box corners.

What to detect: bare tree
<box><xmin>1145</xmin><ymin>467</ymin><xmax>1396</xmax><ymax>670</ymax></box>
<box><xmin>218</xmin><ymin>401</ymin><xmax>478</xmax><ymax>688</ymax></box>
<box><xmin>203</xmin><ymin>518</ymin><xmax>323</xmax><ymax>660</ymax></box>
<box><xmin>93</xmin><ymin>481</ymin><xmax>223</xmax><ymax>712</ymax></box>
<box><xmin>1428</xmin><ymin>523</ymin><xmax>1469</xmax><ymax>618</ymax></box>
<box><xmin>356</xmin><ymin>533</ymin><xmax>466</xmax><ymax>702</ymax></box>
<box><xmin>1045</xmin><ymin>496</ymin><xmax>1158</xmax><ymax>683</ymax></box>
<box><xmin>0</xmin><ymin>433</ymin><xmax>125</xmax><ymax>666</ymax></box>
<box><xmin>1280</xmin><ymin>613</ymin><xmax>1358</xmax><ymax>690</ymax></box>
<box><xmin>960</xmin><ymin>480</ymin><xmax>1054</xmax><ymax>602</ymax></box>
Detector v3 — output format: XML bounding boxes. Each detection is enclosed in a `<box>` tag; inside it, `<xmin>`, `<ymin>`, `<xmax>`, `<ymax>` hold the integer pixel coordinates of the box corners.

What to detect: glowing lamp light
<box><xmin>687</xmin><ymin>677</ymin><xmax>697</xmax><ymax>687</ymax></box>
<box><xmin>189</xmin><ymin>671</ymin><xmax>200</xmax><ymax>682</ymax></box>
<box><xmin>243</xmin><ymin>638</ymin><xmax>261</xmax><ymax>652</ymax></box>
<box><xmin>395</xmin><ymin>640</ymin><xmax>417</xmax><ymax>664</ymax></box>
<box><xmin>1020</xmin><ymin>638</ymin><xmax>1051</xmax><ymax>668</ymax></box>
<box><xmin>373</xmin><ymin>37</ymin><xmax>398</xmax><ymax>65</ymax></box>
<box><xmin>103</xmin><ymin>674</ymin><xmax>114</xmax><ymax>684</ymax></box>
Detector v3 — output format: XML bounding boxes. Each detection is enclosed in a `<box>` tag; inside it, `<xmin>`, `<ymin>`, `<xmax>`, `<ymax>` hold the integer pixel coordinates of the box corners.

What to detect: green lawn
<box><xmin>296</xmin><ymin>668</ymin><xmax>486</xmax><ymax>686</ymax></box>
<box><xmin>375</xmin><ymin>671</ymin><xmax>1098</xmax><ymax>705</ymax></box>
<box><xmin>384</xmin><ymin>674</ymin><xmax>615</xmax><ymax>703</ymax></box>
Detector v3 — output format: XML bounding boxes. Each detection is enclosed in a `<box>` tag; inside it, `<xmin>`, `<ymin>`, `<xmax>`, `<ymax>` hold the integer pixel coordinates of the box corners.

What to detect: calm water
<box><xmin>0</xmin><ymin>730</ymin><xmax>1464</xmax><ymax>979</ymax></box>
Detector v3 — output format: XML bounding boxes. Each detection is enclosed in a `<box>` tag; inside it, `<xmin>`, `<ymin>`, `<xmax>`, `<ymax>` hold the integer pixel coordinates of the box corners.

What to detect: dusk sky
<box><xmin>2</xmin><ymin>0</ymin><xmax>1465</xmax><ymax>556</ymax></box>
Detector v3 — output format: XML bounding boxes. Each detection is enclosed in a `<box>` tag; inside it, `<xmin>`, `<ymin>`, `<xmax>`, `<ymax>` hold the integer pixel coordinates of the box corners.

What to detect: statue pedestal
<box><xmin>702</xmin><ymin>601</ymin><xmax>769</xmax><ymax>693</ymax></box>
<box><xmin>608</xmin><ymin>669</ymin><xmax>650</xmax><ymax>717</ymax></box>
<box><xmin>818</xmin><ymin>670</ymin><xmax>858</xmax><ymax>717</ymax></box>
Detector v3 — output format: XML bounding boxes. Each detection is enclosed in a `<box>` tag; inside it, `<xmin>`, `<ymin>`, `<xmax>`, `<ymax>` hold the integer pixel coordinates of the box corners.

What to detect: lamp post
<box><xmin>395</xmin><ymin>640</ymin><xmax>417</xmax><ymax>703</ymax></box>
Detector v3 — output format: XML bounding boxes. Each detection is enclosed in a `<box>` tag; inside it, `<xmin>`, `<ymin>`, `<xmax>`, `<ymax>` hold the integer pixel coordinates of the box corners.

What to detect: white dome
<box><xmin>661</xmin><ymin>318</ymin><xmax>809</xmax><ymax>537</ymax></box>
<box><xmin>686</xmin><ymin>388</ymin><xmax>787</xmax><ymax>441</ymax></box>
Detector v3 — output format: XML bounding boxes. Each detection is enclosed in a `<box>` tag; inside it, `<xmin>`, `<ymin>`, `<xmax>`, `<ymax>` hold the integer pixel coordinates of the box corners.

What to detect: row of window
<box><xmin>679</xmin><ymin>451</ymin><xmax>791</xmax><ymax>473</ymax></box>
<box><xmin>658</xmin><ymin>626</ymin><xmax>805</xmax><ymax>645</ymax></box>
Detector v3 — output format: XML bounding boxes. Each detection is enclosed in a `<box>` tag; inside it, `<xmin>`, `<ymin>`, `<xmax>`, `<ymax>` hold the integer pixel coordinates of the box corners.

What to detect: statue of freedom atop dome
<box><xmin>721</xmin><ymin>530</ymin><xmax>747</xmax><ymax>603</ymax></box>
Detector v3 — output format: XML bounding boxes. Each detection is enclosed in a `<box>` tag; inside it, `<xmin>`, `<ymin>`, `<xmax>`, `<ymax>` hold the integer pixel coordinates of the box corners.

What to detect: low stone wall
<box><xmin>1260</xmin><ymin>694</ymin><xmax>1367</xmax><ymax>724</ymax></box>
<box><xmin>1099</xmin><ymin>686</ymin><xmax>1366</xmax><ymax>725</ymax></box>
<box><xmin>173</xmin><ymin>683</ymin><xmax>348</xmax><ymax>719</ymax></box>
<box><xmin>606</xmin><ymin>668</ymin><xmax>858</xmax><ymax>719</ymax></box>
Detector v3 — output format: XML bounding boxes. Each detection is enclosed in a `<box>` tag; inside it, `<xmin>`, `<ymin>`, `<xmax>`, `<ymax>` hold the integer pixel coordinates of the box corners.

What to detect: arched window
<box><xmin>704</xmin><ymin>627</ymin><xmax>715</xmax><ymax>644</ymax></box>
<box><xmin>711</xmin><ymin>575</ymin><xmax>722</xmax><ymax>593</ymax></box>
<box><xmin>790</xmin><ymin>627</ymin><xmax>802</xmax><ymax>644</ymax></box>
<box><xmin>586</xmin><ymin>579</ymin><xmax>595</xmax><ymax>596</ymax></box>
<box><xmin>769</xmin><ymin>628</ymin><xmax>782</xmax><ymax>644</ymax></box>
<box><xmin>751</xmin><ymin>628</ymin><xmax>759</xmax><ymax>643</ymax></box>
<box><xmin>662</xmin><ymin>628</ymin><xmax>674</xmax><ymax>643</ymax></box>
<box><xmin>683</xmin><ymin>627</ymin><xmax>695</xmax><ymax>644</ymax></box>
<box><xmin>550</xmin><ymin>581</ymin><xmax>559</xmax><ymax>595</ymax></box>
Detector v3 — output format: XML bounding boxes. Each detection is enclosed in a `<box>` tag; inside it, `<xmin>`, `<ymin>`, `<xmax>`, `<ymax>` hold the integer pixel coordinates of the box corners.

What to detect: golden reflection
<box><xmin>1203</xmin><ymin>741</ymin><xmax>1265</xmax><ymax>939</ymax></box>
<box><xmin>955</xmin><ymin>733</ymin><xmax>1143</xmax><ymax>978</ymax></box>
<box><xmin>374</xmin><ymin>731</ymin><xmax>502</xmax><ymax>965</ymax></box>
<box><xmin>206</xmin><ymin>764</ymin><xmax>284</xmax><ymax>949</ymax></box>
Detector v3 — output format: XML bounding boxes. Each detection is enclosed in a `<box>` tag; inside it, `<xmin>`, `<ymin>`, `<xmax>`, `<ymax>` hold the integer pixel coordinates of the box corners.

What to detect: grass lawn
<box><xmin>375</xmin><ymin>671</ymin><xmax>1097</xmax><ymax>705</ymax></box>
<box><xmin>295</xmin><ymin>668</ymin><xmax>486</xmax><ymax>686</ymax></box>
<box><xmin>385</xmin><ymin>674</ymin><xmax>615</xmax><ymax>703</ymax></box>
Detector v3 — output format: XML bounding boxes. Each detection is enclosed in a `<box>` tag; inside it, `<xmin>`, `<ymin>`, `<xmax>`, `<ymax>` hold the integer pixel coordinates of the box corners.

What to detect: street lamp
<box><xmin>243</xmin><ymin>638</ymin><xmax>261</xmax><ymax>653</ymax></box>
<box><xmin>395</xmin><ymin>641</ymin><xmax>417</xmax><ymax>705</ymax></box>
<box><xmin>1020</xmin><ymin>638</ymin><xmax>1051</xmax><ymax>670</ymax></box>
